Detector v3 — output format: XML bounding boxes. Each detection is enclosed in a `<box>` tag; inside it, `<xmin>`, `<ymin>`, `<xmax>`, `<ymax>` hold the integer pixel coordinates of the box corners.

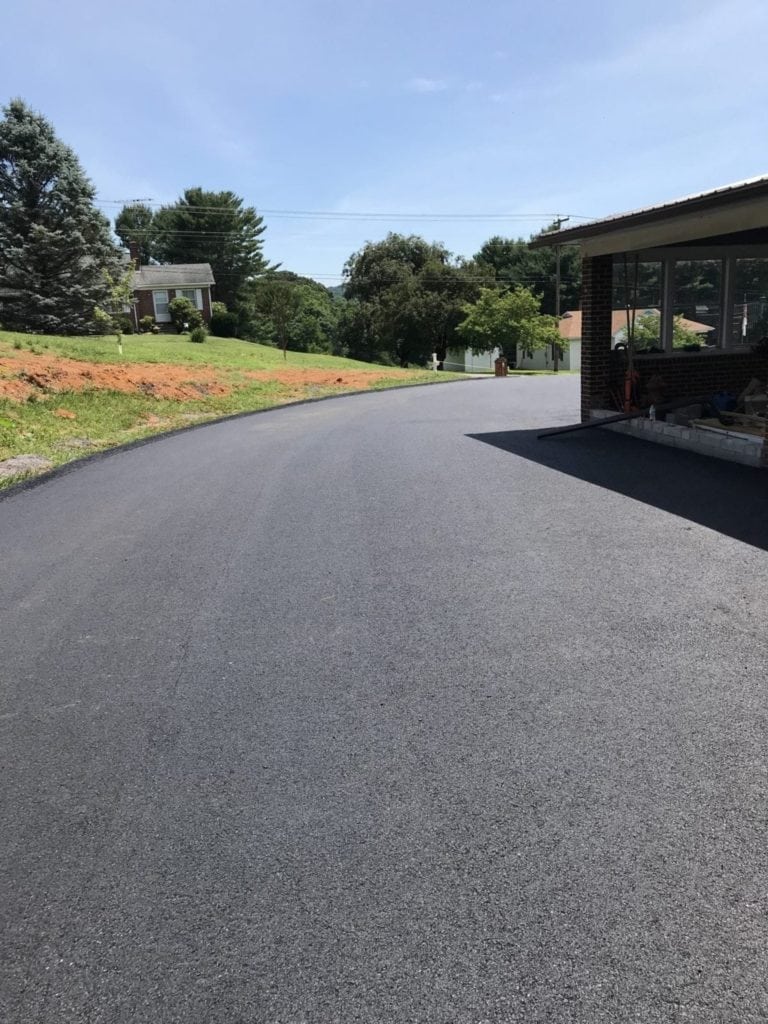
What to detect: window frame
<box><xmin>619</xmin><ymin>245</ymin><xmax>768</xmax><ymax>355</ymax></box>
<box><xmin>175</xmin><ymin>287</ymin><xmax>203</xmax><ymax>310</ymax></box>
<box><xmin>152</xmin><ymin>289</ymin><xmax>171</xmax><ymax>322</ymax></box>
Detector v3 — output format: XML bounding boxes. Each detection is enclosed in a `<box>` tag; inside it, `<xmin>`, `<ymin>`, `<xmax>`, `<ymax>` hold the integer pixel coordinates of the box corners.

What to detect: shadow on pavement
<box><xmin>468</xmin><ymin>426</ymin><xmax>768</xmax><ymax>552</ymax></box>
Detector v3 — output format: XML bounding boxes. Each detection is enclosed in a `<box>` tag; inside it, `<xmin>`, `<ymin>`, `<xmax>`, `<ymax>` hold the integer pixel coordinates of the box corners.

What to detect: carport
<box><xmin>532</xmin><ymin>176</ymin><xmax>768</xmax><ymax>467</ymax></box>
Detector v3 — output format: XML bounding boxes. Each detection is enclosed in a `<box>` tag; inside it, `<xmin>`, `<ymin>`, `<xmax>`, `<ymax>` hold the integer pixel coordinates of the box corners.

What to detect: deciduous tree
<box><xmin>456</xmin><ymin>286</ymin><xmax>560</xmax><ymax>362</ymax></box>
<box><xmin>631</xmin><ymin>312</ymin><xmax>703</xmax><ymax>351</ymax></box>
<box><xmin>343</xmin><ymin>234</ymin><xmax>482</xmax><ymax>365</ymax></box>
<box><xmin>249</xmin><ymin>275</ymin><xmax>303</xmax><ymax>358</ymax></box>
<box><xmin>93</xmin><ymin>264</ymin><xmax>135</xmax><ymax>355</ymax></box>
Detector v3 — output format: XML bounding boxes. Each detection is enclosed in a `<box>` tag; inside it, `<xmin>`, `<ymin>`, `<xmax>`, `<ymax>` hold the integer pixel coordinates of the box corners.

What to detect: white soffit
<box><xmin>581</xmin><ymin>196</ymin><xmax>768</xmax><ymax>257</ymax></box>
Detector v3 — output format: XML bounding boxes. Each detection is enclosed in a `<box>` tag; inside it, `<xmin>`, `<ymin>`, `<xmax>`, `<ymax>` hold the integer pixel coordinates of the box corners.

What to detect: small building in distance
<box><xmin>131</xmin><ymin>263</ymin><xmax>215</xmax><ymax>331</ymax></box>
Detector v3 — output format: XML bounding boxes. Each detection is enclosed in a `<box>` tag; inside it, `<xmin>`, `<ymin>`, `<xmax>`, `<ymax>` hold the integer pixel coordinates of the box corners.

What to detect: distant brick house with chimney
<box><xmin>127</xmin><ymin>242</ymin><xmax>215</xmax><ymax>330</ymax></box>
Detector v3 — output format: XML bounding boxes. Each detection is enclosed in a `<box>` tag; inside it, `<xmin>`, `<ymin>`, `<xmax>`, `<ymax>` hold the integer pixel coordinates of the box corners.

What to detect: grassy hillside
<box><xmin>4</xmin><ymin>331</ymin><xmax>390</xmax><ymax>371</ymax></box>
<box><xmin>0</xmin><ymin>331</ymin><xmax>464</xmax><ymax>487</ymax></box>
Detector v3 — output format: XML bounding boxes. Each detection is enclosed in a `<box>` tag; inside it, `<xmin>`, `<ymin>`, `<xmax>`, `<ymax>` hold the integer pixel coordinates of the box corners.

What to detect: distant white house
<box><xmin>443</xmin><ymin>347</ymin><xmax>501</xmax><ymax>373</ymax></box>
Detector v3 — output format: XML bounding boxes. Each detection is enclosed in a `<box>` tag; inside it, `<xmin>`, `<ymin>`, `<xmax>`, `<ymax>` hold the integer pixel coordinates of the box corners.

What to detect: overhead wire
<box><xmin>109</xmin><ymin>198</ymin><xmax>586</xmax><ymax>284</ymax></box>
<box><xmin>97</xmin><ymin>197</ymin><xmax>595</xmax><ymax>222</ymax></box>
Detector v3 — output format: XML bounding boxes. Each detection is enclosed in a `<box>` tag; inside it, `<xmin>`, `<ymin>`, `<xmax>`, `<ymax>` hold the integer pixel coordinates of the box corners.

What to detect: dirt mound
<box><xmin>0</xmin><ymin>351</ymin><xmax>231</xmax><ymax>402</ymax></box>
<box><xmin>0</xmin><ymin>352</ymin><xmax>401</xmax><ymax>404</ymax></box>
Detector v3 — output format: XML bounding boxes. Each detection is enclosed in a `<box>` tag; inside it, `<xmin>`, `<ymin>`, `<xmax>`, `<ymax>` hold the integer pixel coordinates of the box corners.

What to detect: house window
<box><xmin>153</xmin><ymin>289</ymin><xmax>170</xmax><ymax>322</ymax></box>
<box><xmin>176</xmin><ymin>288</ymin><xmax>203</xmax><ymax>309</ymax></box>
<box><xmin>612</xmin><ymin>260</ymin><xmax>664</xmax><ymax>353</ymax></box>
<box><xmin>731</xmin><ymin>258</ymin><xmax>768</xmax><ymax>346</ymax></box>
<box><xmin>671</xmin><ymin>260</ymin><xmax>721</xmax><ymax>349</ymax></box>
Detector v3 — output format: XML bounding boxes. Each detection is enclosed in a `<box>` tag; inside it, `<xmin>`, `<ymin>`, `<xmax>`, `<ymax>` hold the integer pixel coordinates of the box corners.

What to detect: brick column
<box><xmin>580</xmin><ymin>254</ymin><xmax>614</xmax><ymax>422</ymax></box>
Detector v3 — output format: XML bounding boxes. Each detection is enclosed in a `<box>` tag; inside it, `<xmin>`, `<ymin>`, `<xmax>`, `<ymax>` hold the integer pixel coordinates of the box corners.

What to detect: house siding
<box><xmin>516</xmin><ymin>345</ymin><xmax>573</xmax><ymax>371</ymax></box>
<box><xmin>134</xmin><ymin>290</ymin><xmax>156</xmax><ymax>325</ymax></box>
<box><xmin>132</xmin><ymin>286</ymin><xmax>213</xmax><ymax>329</ymax></box>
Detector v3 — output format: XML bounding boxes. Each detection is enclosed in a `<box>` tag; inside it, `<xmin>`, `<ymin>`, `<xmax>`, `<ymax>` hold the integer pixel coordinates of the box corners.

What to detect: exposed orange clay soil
<box><xmin>0</xmin><ymin>351</ymin><xmax>231</xmax><ymax>401</ymax></box>
<box><xmin>0</xmin><ymin>351</ymin><xmax>404</xmax><ymax>403</ymax></box>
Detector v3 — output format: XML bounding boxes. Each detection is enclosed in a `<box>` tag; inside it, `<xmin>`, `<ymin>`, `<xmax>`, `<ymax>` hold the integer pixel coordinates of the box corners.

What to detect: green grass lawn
<box><xmin>1</xmin><ymin>329</ymin><xmax>412</xmax><ymax>371</ymax></box>
<box><xmin>0</xmin><ymin>331</ymin><xmax>466</xmax><ymax>488</ymax></box>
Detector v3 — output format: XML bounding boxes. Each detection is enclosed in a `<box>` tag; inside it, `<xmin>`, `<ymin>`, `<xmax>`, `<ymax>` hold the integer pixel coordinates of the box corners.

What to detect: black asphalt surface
<box><xmin>2</xmin><ymin>376</ymin><xmax>767</xmax><ymax>1023</ymax></box>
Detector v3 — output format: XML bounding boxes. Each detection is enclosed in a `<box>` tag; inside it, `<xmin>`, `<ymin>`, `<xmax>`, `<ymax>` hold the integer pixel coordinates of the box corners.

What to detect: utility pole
<box><xmin>551</xmin><ymin>216</ymin><xmax>570</xmax><ymax>372</ymax></box>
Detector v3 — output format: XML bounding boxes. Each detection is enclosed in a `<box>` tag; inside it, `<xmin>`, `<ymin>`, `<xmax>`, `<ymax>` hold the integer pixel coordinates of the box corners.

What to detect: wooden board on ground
<box><xmin>692</xmin><ymin>418</ymin><xmax>765</xmax><ymax>440</ymax></box>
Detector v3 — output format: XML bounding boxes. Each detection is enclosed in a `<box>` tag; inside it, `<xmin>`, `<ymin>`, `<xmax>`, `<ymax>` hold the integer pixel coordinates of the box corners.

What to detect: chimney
<box><xmin>128</xmin><ymin>240</ymin><xmax>141</xmax><ymax>269</ymax></box>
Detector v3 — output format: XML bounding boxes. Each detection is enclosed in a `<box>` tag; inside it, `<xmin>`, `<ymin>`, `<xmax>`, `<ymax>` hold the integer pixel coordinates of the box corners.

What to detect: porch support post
<box><xmin>661</xmin><ymin>256</ymin><xmax>675</xmax><ymax>353</ymax></box>
<box><xmin>580</xmin><ymin>254</ymin><xmax>614</xmax><ymax>421</ymax></box>
<box><xmin>720</xmin><ymin>255</ymin><xmax>735</xmax><ymax>349</ymax></box>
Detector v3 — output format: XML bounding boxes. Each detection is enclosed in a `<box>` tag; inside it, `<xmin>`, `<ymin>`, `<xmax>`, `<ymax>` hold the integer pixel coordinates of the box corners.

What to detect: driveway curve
<box><xmin>1</xmin><ymin>376</ymin><xmax>767</xmax><ymax>1023</ymax></box>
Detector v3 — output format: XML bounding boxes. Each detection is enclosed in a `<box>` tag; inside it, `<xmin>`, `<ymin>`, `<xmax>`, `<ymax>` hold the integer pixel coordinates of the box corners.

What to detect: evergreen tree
<box><xmin>153</xmin><ymin>189</ymin><xmax>272</xmax><ymax>309</ymax></box>
<box><xmin>475</xmin><ymin>232</ymin><xmax>581</xmax><ymax>315</ymax></box>
<box><xmin>114</xmin><ymin>202</ymin><xmax>155</xmax><ymax>264</ymax></box>
<box><xmin>0</xmin><ymin>98</ymin><xmax>119</xmax><ymax>333</ymax></box>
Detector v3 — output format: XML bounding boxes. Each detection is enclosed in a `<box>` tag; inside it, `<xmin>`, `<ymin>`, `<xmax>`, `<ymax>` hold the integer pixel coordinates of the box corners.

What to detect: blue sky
<box><xmin>3</xmin><ymin>0</ymin><xmax>767</xmax><ymax>283</ymax></box>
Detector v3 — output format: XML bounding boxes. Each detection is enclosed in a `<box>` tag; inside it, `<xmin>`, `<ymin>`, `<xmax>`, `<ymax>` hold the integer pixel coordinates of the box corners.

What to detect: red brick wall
<box><xmin>580</xmin><ymin>255</ymin><xmax>614</xmax><ymax>421</ymax></box>
<box><xmin>132</xmin><ymin>287</ymin><xmax>213</xmax><ymax>328</ymax></box>
<box><xmin>607</xmin><ymin>350</ymin><xmax>768</xmax><ymax>405</ymax></box>
<box><xmin>134</xmin><ymin>290</ymin><xmax>155</xmax><ymax>325</ymax></box>
<box><xmin>167</xmin><ymin>288</ymin><xmax>212</xmax><ymax>324</ymax></box>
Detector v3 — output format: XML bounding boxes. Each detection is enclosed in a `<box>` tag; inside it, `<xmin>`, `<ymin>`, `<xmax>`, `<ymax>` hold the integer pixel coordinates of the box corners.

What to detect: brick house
<box><xmin>130</xmin><ymin>262</ymin><xmax>215</xmax><ymax>331</ymax></box>
<box><xmin>531</xmin><ymin>176</ymin><xmax>768</xmax><ymax>466</ymax></box>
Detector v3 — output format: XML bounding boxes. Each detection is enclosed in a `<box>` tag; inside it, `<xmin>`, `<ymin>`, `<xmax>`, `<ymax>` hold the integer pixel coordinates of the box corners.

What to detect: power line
<box><xmin>100</xmin><ymin>197</ymin><xmax>595</xmax><ymax>222</ymax></box>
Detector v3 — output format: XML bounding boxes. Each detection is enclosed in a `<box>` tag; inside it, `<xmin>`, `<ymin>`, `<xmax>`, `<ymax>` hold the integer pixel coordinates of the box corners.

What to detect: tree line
<box><xmin>0</xmin><ymin>98</ymin><xmax>578</xmax><ymax>364</ymax></box>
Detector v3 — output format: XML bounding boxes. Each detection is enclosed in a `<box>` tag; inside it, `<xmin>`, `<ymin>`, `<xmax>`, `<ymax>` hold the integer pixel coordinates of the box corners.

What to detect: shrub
<box><xmin>139</xmin><ymin>315</ymin><xmax>155</xmax><ymax>333</ymax></box>
<box><xmin>169</xmin><ymin>296</ymin><xmax>203</xmax><ymax>333</ymax></box>
<box><xmin>189</xmin><ymin>325</ymin><xmax>208</xmax><ymax>344</ymax></box>
<box><xmin>211</xmin><ymin>301</ymin><xmax>228</xmax><ymax>317</ymax></box>
<box><xmin>210</xmin><ymin>309</ymin><xmax>239</xmax><ymax>337</ymax></box>
<box><xmin>117</xmin><ymin>313</ymin><xmax>133</xmax><ymax>335</ymax></box>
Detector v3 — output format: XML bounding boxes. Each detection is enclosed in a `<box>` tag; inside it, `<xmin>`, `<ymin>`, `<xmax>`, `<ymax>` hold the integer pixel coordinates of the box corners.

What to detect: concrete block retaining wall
<box><xmin>591</xmin><ymin>410</ymin><xmax>763</xmax><ymax>467</ymax></box>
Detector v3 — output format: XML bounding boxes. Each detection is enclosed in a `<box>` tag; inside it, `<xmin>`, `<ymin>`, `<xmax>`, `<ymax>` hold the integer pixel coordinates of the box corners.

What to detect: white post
<box><xmin>721</xmin><ymin>256</ymin><xmax>735</xmax><ymax>349</ymax></box>
<box><xmin>661</xmin><ymin>256</ymin><xmax>675</xmax><ymax>354</ymax></box>
<box><xmin>432</xmin><ymin>352</ymin><xmax>438</xmax><ymax>372</ymax></box>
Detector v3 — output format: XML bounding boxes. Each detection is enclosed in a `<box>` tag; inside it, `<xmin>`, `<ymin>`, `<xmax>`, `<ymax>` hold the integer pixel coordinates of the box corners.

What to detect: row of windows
<box><xmin>612</xmin><ymin>257</ymin><xmax>768</xmax><ymax>353</ymax></box>
<box><xmin>152</xmin><ymin>288</ymin><xmax>204</xmax><ymax>321</ymax></box>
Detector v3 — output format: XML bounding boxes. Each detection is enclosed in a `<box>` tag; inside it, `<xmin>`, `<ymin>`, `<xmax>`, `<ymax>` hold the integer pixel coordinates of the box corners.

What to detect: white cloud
<box><xmin>406</xmin><ymin>77</ymin><xmax>448</xmax><ymax>93</ymax></box>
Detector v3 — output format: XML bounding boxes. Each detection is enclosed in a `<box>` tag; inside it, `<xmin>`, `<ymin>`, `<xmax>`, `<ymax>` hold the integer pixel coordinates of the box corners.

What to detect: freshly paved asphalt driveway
<box><xmin>2</xmin><ymin>376</ymin><xmax>767</xmax><ymax>1023</ymax></box>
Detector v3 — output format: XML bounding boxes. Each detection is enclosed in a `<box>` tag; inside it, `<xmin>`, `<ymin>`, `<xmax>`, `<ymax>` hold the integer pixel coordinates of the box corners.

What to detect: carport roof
<box><xmin>529</xmin><ymin>174</ymin><xmax>768</xmax><ymax>255</ymax></box>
